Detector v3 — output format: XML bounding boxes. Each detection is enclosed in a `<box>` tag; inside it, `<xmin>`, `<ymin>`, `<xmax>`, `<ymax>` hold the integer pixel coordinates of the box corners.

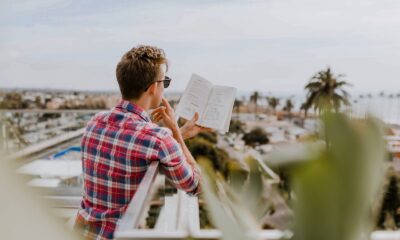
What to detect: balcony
<box><xmin>112</xmin><ymin>156</ymin><xmax>400</xmax><ymax>240</ymax></box>
<box><xmin>8</xmin><ymin>125</ymin><xmax>400</xmax><ymax>240</ymax></box>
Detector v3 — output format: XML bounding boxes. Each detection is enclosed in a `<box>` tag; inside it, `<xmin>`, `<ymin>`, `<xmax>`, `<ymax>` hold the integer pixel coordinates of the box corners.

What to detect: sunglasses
<box><xmin>145</xmin><ymin>76</ymin><xmax>171</xmax><ymax>91</ymax></box>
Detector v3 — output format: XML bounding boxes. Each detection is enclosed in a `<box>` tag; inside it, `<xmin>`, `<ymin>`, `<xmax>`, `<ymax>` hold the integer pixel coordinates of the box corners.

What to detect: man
<box><xmin>75</xmin><ymin>45</ymin><xmax>209</xmax><ymax>239</ymax></box>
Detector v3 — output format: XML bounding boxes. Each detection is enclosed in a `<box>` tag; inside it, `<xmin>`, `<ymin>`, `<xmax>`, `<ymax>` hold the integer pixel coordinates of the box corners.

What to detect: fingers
<box><xmin>152</xmin><ymin>112</ymin><xmax>163</xmax><ymax>122</ymax></box>
<box><xmin>152</xmin><ymin>106</ymin><xmax>166</xmax><ymax>114</ymax></box>
<box><xmin>152</xmin><ymin>111</ymin><xmax>168</xmax><ymax>123</ymax></box>
<box><xmin>153</xmin><ymin>105</ymin><xmax>168</xmax><ymax>117</ymax></box>
<box><xmin>151</xmin><ymin>107</ymin><xmax>166</xmax><ymax>122</ymax></box>
<box><xmin>200</xmin><ymin>127</ymin><xmax>213</xmax><ymax>132</ymax></box>
<box><xmin>162</xmin><ymin>98</ymin><xmax>172</xmax><ymax>111</ymax></box>
<box><xmin>192</xmin><ymin>112</ymin><xmax>199</xmax><ymax>122</ymax></box>
<box><xmin>181</xmin><ymin>112</ymin><xmax>199</xmax><ymax>129</ymax></box>
<box><xmin>186</xmin><ymin>112</ymin><xmax>199</xmax><ymax>125</ymax></box>
<box><xmin>180</xmin><ymin>112</ymin><xmax>213</xmax><ymax>133</ymax></box>
<box><xmin>159</xmin><ymin>108</ymin><xmax>169</xmax><ymax>120</ymax></box>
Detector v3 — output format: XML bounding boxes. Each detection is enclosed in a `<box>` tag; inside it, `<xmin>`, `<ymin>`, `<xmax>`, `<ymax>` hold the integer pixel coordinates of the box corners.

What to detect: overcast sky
<box><xmin>1</xmin><ymin>0</ymin><xmax>400</xmax><ymax>95</ymax></box>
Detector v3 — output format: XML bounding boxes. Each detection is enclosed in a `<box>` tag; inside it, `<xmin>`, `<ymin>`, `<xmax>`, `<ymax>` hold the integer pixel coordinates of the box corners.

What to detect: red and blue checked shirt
<box><xmin>75</xmin><ymin>100</ymin><xmax>200</xmax><ymax>240</ymax></box>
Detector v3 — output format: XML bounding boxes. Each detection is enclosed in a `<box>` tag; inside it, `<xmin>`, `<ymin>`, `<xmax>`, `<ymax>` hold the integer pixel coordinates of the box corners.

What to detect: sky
<box><xmin>1</xmin><ymin>0</ymin><xmax>400</xmax><ymax>95</ymax></box>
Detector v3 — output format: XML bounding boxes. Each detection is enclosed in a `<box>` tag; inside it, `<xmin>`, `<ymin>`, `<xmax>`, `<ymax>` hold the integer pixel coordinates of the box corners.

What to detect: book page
<box><xmin>223</xmin><ymin>102</ymin><xmax>234</xmax><ymax>133</ymax></box>
<box><xmin>200</xmin><ymin>86</ymin><xmax>237</xmax><ymax>132</ymax></box>
<box><xmin>175</xmin><ymin>74</ymin><xmax>213</xmax><ymax>121</ymax></box>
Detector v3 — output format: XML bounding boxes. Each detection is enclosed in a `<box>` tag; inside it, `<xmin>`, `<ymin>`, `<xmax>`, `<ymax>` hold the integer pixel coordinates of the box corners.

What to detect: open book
<box><xmin>176</xmin><ymin>74</ymin><xmax>237</xmax><ymax>133</ymax></box>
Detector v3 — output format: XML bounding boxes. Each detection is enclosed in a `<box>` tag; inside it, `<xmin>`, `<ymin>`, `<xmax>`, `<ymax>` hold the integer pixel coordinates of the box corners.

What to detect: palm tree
<box><xmin>396</xmin><ymin>93</ymin><xmax>400</xmax><ymax>123</ymax></box>
<box><xmin>283</xmin><ymin>99</ymin><xmax>294</xmax><ymax>119</ymax></box>
<box><xmin>304</xmin><ymin>67</ymin><xmax>351</xmax><ymax>113</ymax></box>
<box><xmin>388</xmin><ymin>94</ymin><xmax>395</xmax><ymax>123</ymax></box>
<box><xmin>250</xmin><ymin>91</ymin><xmax>260</xmax><ymax>115</ymax></box>
<box><xmin>300</xmin><ymin>100</ymin><xmax>312</xmax><ymax>118</ymax></box>
<box><xmin>234</xmin><ymin>99</ymin><xmax>243</xmax><ymax>120</ymax></box>
<box><xmin>378</xmin><ymin>91</ymin><xmax>386</xmax><ymax>119</ymax></box>
<box><xmin>267</xmin><ymin>97</ymin><xmax>280</xmax><ymax>115</ymax></box>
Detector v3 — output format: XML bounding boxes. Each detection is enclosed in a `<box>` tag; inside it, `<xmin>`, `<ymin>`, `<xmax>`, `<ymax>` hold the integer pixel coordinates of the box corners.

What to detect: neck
<box><xmin>129</xmin><ymin>97</ymin><xmax>151</xmax><ymax>111</ymax></box>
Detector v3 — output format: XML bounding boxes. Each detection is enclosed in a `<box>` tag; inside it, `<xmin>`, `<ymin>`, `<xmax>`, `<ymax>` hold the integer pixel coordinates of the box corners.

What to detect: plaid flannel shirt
<box><xmin>75</xmin><ymin>100</ymin><xmax>200</xmax><ymax>240</ymax></box>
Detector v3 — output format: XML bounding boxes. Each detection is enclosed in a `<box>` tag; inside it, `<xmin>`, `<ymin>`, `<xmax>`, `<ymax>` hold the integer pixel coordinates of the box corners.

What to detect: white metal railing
<box><xmin>114</xmin><ymin>156</ymin><xmax>288</xmax><ymax>240</ymax></box>
<box><xmin>114</xmin><ymin>155</ymin><xmax>400</xmax><ymax>240</ymax></box>
<box><xmin>116</xmin><ymin>161</ymin><xmax>160</xmax><ymax>234</ymax></box>
<box><xmin>249</xmin><ymin>149</ymin><xmax>280</xmax><ymax>183</ymax></box>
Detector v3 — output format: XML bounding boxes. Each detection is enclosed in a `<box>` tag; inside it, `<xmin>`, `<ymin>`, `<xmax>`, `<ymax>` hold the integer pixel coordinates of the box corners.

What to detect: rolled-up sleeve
<box><xmin>157</xmin><ymin>135</ymin><xmax>200</xmax><ymax>195</ymax></box>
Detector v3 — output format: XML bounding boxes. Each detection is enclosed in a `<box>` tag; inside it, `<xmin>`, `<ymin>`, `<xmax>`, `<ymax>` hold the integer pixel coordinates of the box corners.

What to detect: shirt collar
<box><xmin>115</xmin><ymin>99</ymin><xmax>152</xmax><ymax>122</ymax></box>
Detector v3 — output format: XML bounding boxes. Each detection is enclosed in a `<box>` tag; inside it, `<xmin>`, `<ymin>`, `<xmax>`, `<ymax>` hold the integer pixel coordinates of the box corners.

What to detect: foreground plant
<box><xmin>199</xmin><ymin>111</ymin><xmax>386</xmax><ymax>240</ymax></box>
<box><xmin>293</xmin><ymin>113</ymin><xmax>385</xmax><ymax>240</ymax></box>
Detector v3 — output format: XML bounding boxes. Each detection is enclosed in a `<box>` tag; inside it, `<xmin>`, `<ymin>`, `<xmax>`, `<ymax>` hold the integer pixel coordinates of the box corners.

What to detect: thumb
<box><xmin>188</xmin><ymin>112</ymin><xmax>199</xmax><ymax>124</ymax></box>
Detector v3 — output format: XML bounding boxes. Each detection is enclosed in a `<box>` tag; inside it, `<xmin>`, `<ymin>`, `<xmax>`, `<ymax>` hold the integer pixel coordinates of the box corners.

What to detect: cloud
<box><xmin>1</xmin><ymin>0</ymin><xmax>400</xmax><ymax>94</ymax></box>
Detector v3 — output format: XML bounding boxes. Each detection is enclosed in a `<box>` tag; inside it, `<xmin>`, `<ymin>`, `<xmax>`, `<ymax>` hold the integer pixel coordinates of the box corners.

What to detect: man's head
<box><xmin>116</xmin><ymin>45</ymin><xmax>169</xmax><ymax>108</ymax></box>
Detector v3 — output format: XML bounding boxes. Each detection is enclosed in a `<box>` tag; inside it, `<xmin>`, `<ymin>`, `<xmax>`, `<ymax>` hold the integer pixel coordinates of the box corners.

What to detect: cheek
<box><xmin>158</xmin><ymin>87</ymin><xmax>164</xmax><ymax>98</ymax></box>
<box><xmin>155</xmin><ymin>89</ymin><xmax>163</xmax><ymax>104</ymax></box>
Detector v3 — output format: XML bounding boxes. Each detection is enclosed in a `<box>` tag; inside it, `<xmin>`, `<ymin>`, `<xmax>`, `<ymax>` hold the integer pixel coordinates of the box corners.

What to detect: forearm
<box><xmin>172</xmin><ymin>128</ymin><xmax>197</xmax><ymax>167</ymax></box>
<box><xmin>180</xmin><ymin>140</ymin><xmax>198</xmax><ymax>167</ymax></box>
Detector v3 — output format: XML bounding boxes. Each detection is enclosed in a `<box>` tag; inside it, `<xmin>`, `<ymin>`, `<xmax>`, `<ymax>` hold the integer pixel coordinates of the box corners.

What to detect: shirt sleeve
<box><xmin>157</xmin><ymin>134</ymin><xmax>200</xmax><ymax>195</ymax></box>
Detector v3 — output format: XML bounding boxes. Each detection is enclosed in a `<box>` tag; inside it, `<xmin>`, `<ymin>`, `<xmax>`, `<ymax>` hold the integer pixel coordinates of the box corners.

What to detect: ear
<box><xmin>147</xmin><ymin>82</ymin><xmax>157</xmax><ymax>95</ymax></box>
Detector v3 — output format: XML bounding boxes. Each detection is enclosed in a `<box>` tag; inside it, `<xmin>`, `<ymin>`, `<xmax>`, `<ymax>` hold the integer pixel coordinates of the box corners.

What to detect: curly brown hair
<box><xmin>116</xmin><ymin>45</ymin><xmax>168</xmax><ymax>100</ymax></box>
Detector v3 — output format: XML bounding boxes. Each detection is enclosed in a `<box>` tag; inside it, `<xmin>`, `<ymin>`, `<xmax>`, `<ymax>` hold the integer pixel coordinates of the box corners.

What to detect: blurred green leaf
<box><xmin>198</xmin><ymin>157</ymin><xmax>253</xmax><ymax>240</ymax></box>
<box><xmin>291</xmin><ymin>113</ymin><xmax>386</xmax><ymax>240</ymax></box>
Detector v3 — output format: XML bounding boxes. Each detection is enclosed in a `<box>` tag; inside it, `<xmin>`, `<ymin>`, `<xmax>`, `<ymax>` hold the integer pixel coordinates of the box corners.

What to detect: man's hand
<box><xmin>180</xmin><ymin>112</ymin><xmax>213</xmax><ymax>139</ymax></box>
<box><xmin>151</xmin><ymin>98</ymin><xmax>179</xmax><ymax>133</ymax></box>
